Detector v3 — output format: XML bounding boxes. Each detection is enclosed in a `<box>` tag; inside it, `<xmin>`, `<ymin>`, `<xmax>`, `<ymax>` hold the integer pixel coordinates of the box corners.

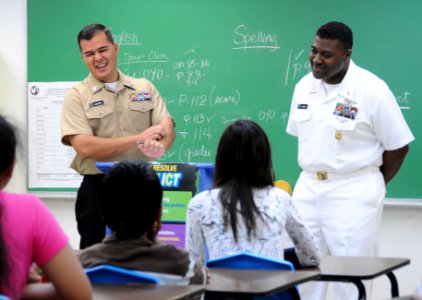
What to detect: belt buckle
<box><xmin>316</xmin><ymin>171</ymin><xmax>328</xmax><ymax>180</ymax></box>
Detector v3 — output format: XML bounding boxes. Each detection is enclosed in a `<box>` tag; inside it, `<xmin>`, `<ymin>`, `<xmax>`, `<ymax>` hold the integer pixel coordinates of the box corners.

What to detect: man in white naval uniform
<box><xmin>286</xmin><ymin>21</ymin><xmax>414</xmax><ymax>300</ymax></box>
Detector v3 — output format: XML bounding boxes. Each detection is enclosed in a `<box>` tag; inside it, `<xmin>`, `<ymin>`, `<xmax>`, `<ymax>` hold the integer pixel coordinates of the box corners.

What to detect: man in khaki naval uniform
<box><xmin>61</xmin><ymin>23</ymin><xmax>175</xmax><ymax>249</ymax></box>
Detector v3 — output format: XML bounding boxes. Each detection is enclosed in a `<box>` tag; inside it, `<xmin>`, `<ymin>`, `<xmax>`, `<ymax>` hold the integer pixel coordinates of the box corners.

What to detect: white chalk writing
<box><xmin>209</xmin><ymin>87</ymin><xmax>240</xmax><ymax>106</ymax></box>
<box><xmin>183</xmin><ymin>113</ymin><xmax>217</xmax><ymax>125</ymax></box>
<box><xmin>284</xmin><ymin>49</ymin><xmax>311</xmax><ymax>86</ymax></box>
<box><xmin>232</xmin><ymin>25</ymin><xmax>279</xmax><ymax>51</ymax></box>
<box><xmin>113</xmin><ymin>30</ymin><xmax>141</xmax><ymax>46</ymax></box>
<box><xmin>178</xmin><ymin>143</ymin><xmax>212</xmax><ymax>163</ymax></box>
<box><xmin>173</xmin><ymin>51</ymin><xmax>211</xmax><ymax>87</ymax></box>
<box><xmin>396</xmin><ymin>90</ymin><xmax>412</xmax><ymax>110</ymax></box>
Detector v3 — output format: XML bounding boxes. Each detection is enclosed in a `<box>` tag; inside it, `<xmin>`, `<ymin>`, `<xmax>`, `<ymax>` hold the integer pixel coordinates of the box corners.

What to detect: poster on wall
<box><xmin>27</xmin><ymin>81</ymin><xmax>82</xmax><ymax>193</ymax></box>
<box><xmin>98</xmin><ymin>162</ymin><xmax>198</xmax><ymax>248</ymax></box>
<box><xmin>152</xmin><ymin>163</ymin><xmax>197</xmax><ymax>248</ymax></box>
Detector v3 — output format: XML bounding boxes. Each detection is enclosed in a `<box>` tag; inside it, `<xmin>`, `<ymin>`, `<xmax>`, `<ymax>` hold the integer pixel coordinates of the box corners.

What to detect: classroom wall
<box><xmin>1</xmin><ymin>1</ymin><xmax>421</xmax><ymax>299</ymax></box>
<box><xmin>0</xmin><ymin>0</ymin><xmax>26</xmax><ymax>193</ymax></box>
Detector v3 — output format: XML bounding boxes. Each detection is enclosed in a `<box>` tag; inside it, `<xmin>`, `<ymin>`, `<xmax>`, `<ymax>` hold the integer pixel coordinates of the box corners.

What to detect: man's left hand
<box><xmin>137</xmin><ymin>139</ymin><xmax>166</xmax><ymax>158</ymax></box>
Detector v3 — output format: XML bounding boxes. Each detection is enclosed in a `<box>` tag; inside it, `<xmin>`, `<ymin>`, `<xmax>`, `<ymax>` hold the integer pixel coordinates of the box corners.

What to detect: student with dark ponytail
<box><xmin>0</xmin><ymin>114</ymin><xmax>92</xmax><ymax>299</ymax></box>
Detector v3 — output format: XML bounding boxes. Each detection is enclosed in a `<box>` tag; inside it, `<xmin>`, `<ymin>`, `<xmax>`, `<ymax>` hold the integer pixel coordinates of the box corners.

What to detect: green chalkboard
<box><xmin>28</xmin><ymin>0</ymin><xmax>421</xmax><ymax>199</ymax></box>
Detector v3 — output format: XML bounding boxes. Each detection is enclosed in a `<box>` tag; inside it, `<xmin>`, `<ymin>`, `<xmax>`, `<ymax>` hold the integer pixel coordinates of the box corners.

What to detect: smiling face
<box><xmin>80</xmin><ymin>31</ymin><xmax>119</xmax><ymax>83</ymax></box>
<box><xmin>309</xmin><ymin>35</ymin><xmax>352</xmax><ymax>84</ymax></box>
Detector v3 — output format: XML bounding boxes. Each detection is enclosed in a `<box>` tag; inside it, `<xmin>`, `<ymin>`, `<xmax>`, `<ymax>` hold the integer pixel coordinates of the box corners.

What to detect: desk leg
<box><xmin>385</xmin><ymin>272</ymin><xmax>399</xmax><ymax>297</ymax></box>
<box><xmin>350</xmin><ymin>279</ymin><xmax>366</xmax><ymax>300</ymax></box>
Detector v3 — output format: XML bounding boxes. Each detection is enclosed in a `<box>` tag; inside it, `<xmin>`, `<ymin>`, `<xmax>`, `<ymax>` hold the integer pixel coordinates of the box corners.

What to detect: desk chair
<box><xmin>274</xmin><ymin>180</ymin><xmax>293</xmax><ymax>196</ymax></box>
<box><xmin>283</xmin><ymin>248</ymin><xmax>302</xmax><ymax>270</ymax></box>
<box><xmin>206</xmin><ymin>252</ymin><xmax>297</xmax><ymax>300</ymax></box>
<box><xmin>85</xmin><ymin>264</ymin><xmax>160</xmax><ymax>284</ymax></box>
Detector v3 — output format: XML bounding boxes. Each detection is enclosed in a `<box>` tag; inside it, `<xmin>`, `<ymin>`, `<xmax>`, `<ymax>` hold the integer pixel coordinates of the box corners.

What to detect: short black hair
<box><xmin>77</xmin><ymin>23</ymin><xmax>114</xmax><ymax>51</ymax></box>
<box><xmin>98</xmin><ymin>160</ymin><xmax>163</xmax><ymax>239</ymax></box>
<box><xmin>316</xmin><ymin>21</ymin><xmax>353</xmax><ymax>51</ymax></box>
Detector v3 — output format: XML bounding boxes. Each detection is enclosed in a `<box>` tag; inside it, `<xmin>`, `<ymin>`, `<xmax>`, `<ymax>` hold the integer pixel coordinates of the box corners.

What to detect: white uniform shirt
<box><xmin>286</xmin><ymin>61</ymin><xmax>414</xmax><ymax>173</ymax></box>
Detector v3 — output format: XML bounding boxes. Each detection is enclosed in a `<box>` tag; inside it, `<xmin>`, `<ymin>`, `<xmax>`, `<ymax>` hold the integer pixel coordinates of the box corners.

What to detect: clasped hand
<box><xmin>137</xmin><ymin>125</ymin><xmax>167</xmax><ymax>158</ymax></box>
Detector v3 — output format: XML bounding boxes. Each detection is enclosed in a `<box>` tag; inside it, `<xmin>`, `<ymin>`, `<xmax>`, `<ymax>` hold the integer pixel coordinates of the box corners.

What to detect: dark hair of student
<box><xmin>98</xmin><ymin>160</ymin><xmax>163</xmax><ymax>240</ymax></box>
<box><xmin>77</xmin><ymin>23</ymin><xmax>115</xmax><ymax>51</ymax></box>
<box><xmin>213</xmin><ymin>119</ymin><xmax>275</xmax><ymax>242</ymax></box>
<box><xmin>316</xmin><ymin>21</ymin><xmax>353</xmax><ymax>51</ymax></box>
<box><xmin>0</xmin><ymin>114</ymin><xmax>17</xmax><ymax>289</ymax></box>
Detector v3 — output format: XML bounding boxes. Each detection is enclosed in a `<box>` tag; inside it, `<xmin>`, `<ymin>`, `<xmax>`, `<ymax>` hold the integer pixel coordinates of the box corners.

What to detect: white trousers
<box><xmin>293</xmin><ymin>169</ymin><xmax>386</xmax><ymax>300</ymax></box>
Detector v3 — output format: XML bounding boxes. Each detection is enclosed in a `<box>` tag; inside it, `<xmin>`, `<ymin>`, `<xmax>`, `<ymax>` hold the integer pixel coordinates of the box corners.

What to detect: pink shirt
<box><xmin>0</xmin><ymin>192</ymin><xmax>68</xmax><ymax>300</ymax></box>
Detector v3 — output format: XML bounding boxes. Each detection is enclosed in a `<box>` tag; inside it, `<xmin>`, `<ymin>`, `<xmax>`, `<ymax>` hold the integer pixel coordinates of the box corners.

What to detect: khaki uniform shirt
<box><xmin>61</xmin><ymin>71</ymin><xmax>173</xmax><ymax>175</ymax></box>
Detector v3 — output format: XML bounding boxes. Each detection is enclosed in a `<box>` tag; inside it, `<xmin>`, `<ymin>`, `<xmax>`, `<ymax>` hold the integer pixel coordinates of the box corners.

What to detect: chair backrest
<box><xmin>274</xmin><ymin>180</ymin><xmax>293</xmax><ymax>196</ymax></box>
<box><xmin>84</xmin><ymin>264</ymin><xmax>160</xmax><ymax>284</ymax></box>
<box><xmin>206</xmin><ymin>252</ymin><xmax>295</xmax><ymax>300</ymax></box>
<box><xmin>206</xmin><ymin>252</ymin><xmax>294</xmax><ymax>270</ymax></box>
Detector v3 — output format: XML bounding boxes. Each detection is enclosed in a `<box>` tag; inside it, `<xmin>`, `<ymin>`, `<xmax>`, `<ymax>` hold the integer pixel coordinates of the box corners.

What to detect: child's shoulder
<box><xmin>189</xmin><ymin>188</ymin><xmax>220</xmax><ymax>207</ymax></box>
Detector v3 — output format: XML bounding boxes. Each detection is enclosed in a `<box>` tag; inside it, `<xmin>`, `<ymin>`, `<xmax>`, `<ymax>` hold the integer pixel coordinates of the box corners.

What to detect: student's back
<box><xmin>185</xmin><ymin>120</ymin><xmax>320</xmax><ymax>267</ymax></box>
<box><xmin>77</xmin><ymin>160</ymin><xmax>205</xmax><ymax>285</ymax></box>
<box><xmin>1</xmin><ymin>192</ymin><xmax>74</xmax><ymax>298</ymax></box>
<box><xmin>187</xmin><ymin>186</ymin><xmax>319</xmax><ymax>266</ymax></box>
<box><xmin>0</xmin><ymin>114</ymin><xmax>92</xmax><ymax>300</ymax></box>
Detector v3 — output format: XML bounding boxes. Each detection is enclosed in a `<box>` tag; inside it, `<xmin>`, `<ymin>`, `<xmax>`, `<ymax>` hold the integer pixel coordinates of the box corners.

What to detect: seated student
<box><xmin>0</xmin><ymin>114</ymin><xmax>92</xmax><ymax>300</ymax></box>
<box><xmin>77</xmin><ymin>159</ymin><xmax>205</xmax><ymax>285</ymax></box>
<box><xmin>185</xmin><ymin>119</ymin><xmax>321</xmax><ymax>267</ymax></box>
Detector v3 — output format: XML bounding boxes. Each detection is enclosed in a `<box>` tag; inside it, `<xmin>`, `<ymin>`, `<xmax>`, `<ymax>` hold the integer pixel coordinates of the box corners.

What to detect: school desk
<box><xmin>316</xmin><ymin>256</ymin><xmax>410</xmax><ymax>300</ymax></box>
<box><xmin>205</xmin><ymin>268</ymin><xmax>320</xmax><ymax>299</ymax></box>
<box><xmin>92</xmin><ymin>283</ymin><xmax>204</xmax><ymax>300</ymax></box>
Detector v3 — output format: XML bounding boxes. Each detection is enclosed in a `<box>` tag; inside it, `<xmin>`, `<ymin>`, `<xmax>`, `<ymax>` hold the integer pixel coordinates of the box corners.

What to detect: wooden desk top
<box><xmin>92</xmin><ymin>284</ymin><xmax>204</xmax><ymax>300</ymax></box>
<box><xmin>317</xmin><ymin>256</ymin><xmax>411</xmax><ymax>280</ymax></box>
<box><xmin>206</xmin><ymin>268</ymin><xmax>320</xmax><ymax>297</ymax></box>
